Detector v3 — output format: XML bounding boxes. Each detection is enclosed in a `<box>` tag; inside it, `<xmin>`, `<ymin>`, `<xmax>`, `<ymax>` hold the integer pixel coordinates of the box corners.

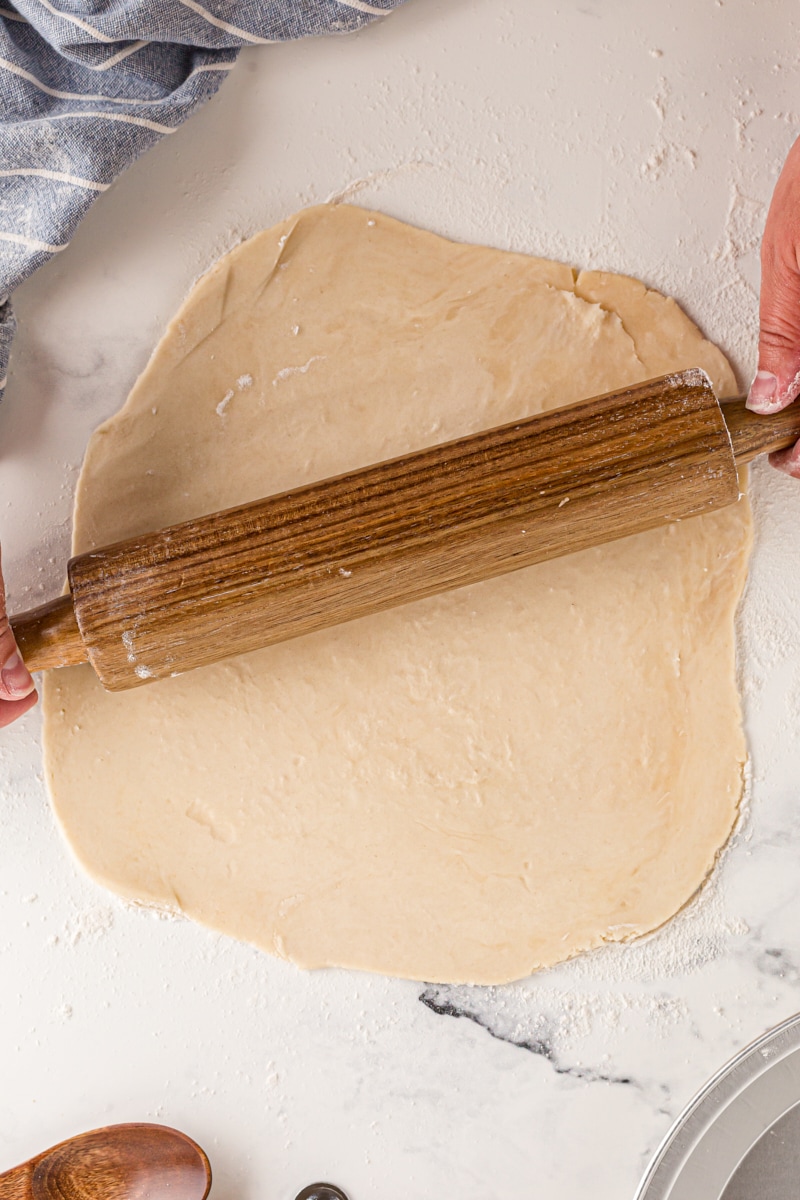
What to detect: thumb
<box><xmin>748</xmin><ymin>137</ymin><xmax>800</xmax><ymax>415</ymax></box>
<box><xmin>0</xmin><ymin>547</ymin><xmax>36</xmax><ymax>709</ymax></box>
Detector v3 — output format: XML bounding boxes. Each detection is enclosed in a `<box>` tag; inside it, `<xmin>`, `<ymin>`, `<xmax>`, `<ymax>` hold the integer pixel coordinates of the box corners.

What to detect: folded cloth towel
<box><xmin>0</xmin><ymin>0</ymin><xmax>405</xmax><ymax>396</ymax></box>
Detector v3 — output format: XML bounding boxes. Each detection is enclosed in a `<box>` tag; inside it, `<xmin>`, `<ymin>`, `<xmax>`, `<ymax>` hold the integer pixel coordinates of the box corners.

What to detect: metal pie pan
<box><xmin>635</xmin><ymin>1010</ymin><xmax>800</xmax><ymax>1199</ymax></box>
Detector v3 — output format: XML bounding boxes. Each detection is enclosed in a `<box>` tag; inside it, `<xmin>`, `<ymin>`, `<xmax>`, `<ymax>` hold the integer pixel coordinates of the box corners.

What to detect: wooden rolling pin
<box><xmin>11</xmin><ymin>368</ymin><xmax>800</xmax><ymax>692</ymax></box>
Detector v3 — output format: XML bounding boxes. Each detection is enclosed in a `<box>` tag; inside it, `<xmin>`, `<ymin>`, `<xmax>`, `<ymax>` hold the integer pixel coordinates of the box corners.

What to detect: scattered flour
<box><xmin>122</xmin><ymin>898</ymin><xmax>185</xmax><ymax>922</ymax></box>
<box><xmin>324</xmin><ymin>159</ymin><xmax>435</xmax><ymax>205</ymax></box>
<box><xmin>640</xmin><ymin>75</ymin><xmax>698</xmax><ymax>181</ymax></box>
<box><xmin>216</xmin><ymin>389</ymin><xmax>234</xmax><ymax>416</ymax></box>
<box><xmin>121</xmin><ymin>629</ymin><xmax>136</xmax><ymax>664</ymax></box>
<box><xmin>216</xmin><ymin>376</ymin><xmax>253</xmax><ymax>416</ymax></box>
<box><xmin>272</xmin><ymin>355</ymin><xmax>325</xmax><ymax>385</ymax></box>
<box><xmin>713</xmin><ymin>182</ymin><xmax>764</xmax><ymax>295</ymax></box>
<box><xmin>58</xmin><ymin>906</ymin><xmax>116</xmax><ymax>947</ymax></box>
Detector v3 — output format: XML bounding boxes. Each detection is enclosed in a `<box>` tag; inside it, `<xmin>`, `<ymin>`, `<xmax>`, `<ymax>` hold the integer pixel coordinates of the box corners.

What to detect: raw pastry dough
<box><xmin>42</xmin><ymin>205</ymin><xmax>751</xmax><ymax>985</ymax></box>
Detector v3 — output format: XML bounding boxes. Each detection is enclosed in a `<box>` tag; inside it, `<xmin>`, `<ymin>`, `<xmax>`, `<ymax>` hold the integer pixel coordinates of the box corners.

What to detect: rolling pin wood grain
<box><xmin>11</xmin><ymin>368</ymin><xmax>800</xmax><ymax>692</ymax></box>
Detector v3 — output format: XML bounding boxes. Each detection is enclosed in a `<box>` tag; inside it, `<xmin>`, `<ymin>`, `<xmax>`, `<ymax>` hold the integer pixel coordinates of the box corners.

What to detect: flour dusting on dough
<box><xmin>272</xmin><ymin>355</ymin><xmax>325</xmax><ymax>385</ymax></box>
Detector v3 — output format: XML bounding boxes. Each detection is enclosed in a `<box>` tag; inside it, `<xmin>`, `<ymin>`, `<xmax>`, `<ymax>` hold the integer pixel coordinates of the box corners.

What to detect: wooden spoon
<box><xmin>0</xmin><ymin>1124</ymin><xmax>211</xmax><ymax>1200</ymax></box>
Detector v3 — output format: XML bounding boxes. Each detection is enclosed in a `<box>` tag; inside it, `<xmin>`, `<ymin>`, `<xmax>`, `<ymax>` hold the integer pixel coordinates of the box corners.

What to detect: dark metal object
<box><xmin>293</xmin><ymin>1185</ymin><xmax>350</xmax><ymax>1200</ymax></box>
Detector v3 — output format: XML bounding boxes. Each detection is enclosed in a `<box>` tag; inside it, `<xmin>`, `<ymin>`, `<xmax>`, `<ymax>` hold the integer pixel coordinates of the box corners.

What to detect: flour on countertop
<box><xmin>640</xmin><ymin>75</ymin><xmax>698</xmax><ymax>181</ymax></box>
<box><xmin>325</xmin><ymin>159</ymin><xmax>436</xmax><ymax>205</ymax></box>
<box><xmin>122</xmin><ymin>897</ymin><xmax>186</xmax><ymax>921</ymax></box>
<box><xmin>56</xmin><ymin>905</ymin><xmax>116</xmax><ymax>947</ymax></box>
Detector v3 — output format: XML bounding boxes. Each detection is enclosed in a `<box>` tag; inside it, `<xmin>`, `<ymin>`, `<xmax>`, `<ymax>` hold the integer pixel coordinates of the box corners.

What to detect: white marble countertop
<box><xmin>3</xmin><ymin>1</ymin><xmax>800</xmax><ymax>1197</ymax></box>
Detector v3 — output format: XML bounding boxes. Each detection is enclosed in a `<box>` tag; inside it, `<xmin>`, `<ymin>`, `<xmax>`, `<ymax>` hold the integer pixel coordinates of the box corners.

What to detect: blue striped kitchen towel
<box><xmin>0</xmin><ymin>0</ymin><xmax>406</xmax><ymax>397</ymax></box>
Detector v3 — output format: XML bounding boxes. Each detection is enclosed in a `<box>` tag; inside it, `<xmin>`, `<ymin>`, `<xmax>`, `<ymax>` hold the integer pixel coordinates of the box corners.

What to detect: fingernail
<box><xmin>1</xmin><ymin>651</ymin><xmax>35</xmax><ymax>698</ymax></box>
<box><xmin>747</xmin><ymin>370</ymin><xmax>780</xmax><ymax>413</ymax></box>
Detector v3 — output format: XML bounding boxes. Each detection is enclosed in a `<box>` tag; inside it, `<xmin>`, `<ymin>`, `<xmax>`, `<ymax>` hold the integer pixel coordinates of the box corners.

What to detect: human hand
<box><xmin>0</xmin><ymin>549</ymin><xmax>37</xmax><ymax>727</ymax></box>
<box><xmin>747</xmin><ymin>136</ymin><xmax>800</xmax><ymax>476</ymax></box>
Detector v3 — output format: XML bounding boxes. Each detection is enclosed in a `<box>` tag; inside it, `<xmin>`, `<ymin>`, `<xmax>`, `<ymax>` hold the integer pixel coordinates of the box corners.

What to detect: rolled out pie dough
<box><xmin>42</xmin><ymin>204</ymin><xmax>751</xmax><ymax>985</ymax></box>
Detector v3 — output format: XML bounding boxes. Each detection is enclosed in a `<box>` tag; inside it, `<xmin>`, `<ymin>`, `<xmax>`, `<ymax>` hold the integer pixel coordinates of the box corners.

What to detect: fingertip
<box><xmin>0</xmin><ymin>650</ymin><xmax>35</xmax><ymax>702</ymax></box>
<box><xmin>747</xmin><ymin>370</ymin><xmax>781</xmax><ymax>413</ymax></box>
<box><xmin>0</xmin><ymin>688</ymin><xmax>38</xmax><ymax>730</ymax></box>
<box><xmin>747</xmin><ymin>368</ymin><xmax>800</xmax><ymax>414</ymax></box>
<box><xmin>768</xmin><ymin>443</ymin><xmax>800</xmax><ymax>478</ymax></box>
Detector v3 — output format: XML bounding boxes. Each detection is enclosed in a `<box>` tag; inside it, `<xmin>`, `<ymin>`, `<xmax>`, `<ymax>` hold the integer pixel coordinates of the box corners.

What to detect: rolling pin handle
<box><xmin>722</xmin><ymin>397</ymin><xmax>800</xmax><ymax>464</ymax></box>
<box><xmin>10</xmin><ymin>594</ymin><xmax>87</xmax><ymax>673</ymax></box>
